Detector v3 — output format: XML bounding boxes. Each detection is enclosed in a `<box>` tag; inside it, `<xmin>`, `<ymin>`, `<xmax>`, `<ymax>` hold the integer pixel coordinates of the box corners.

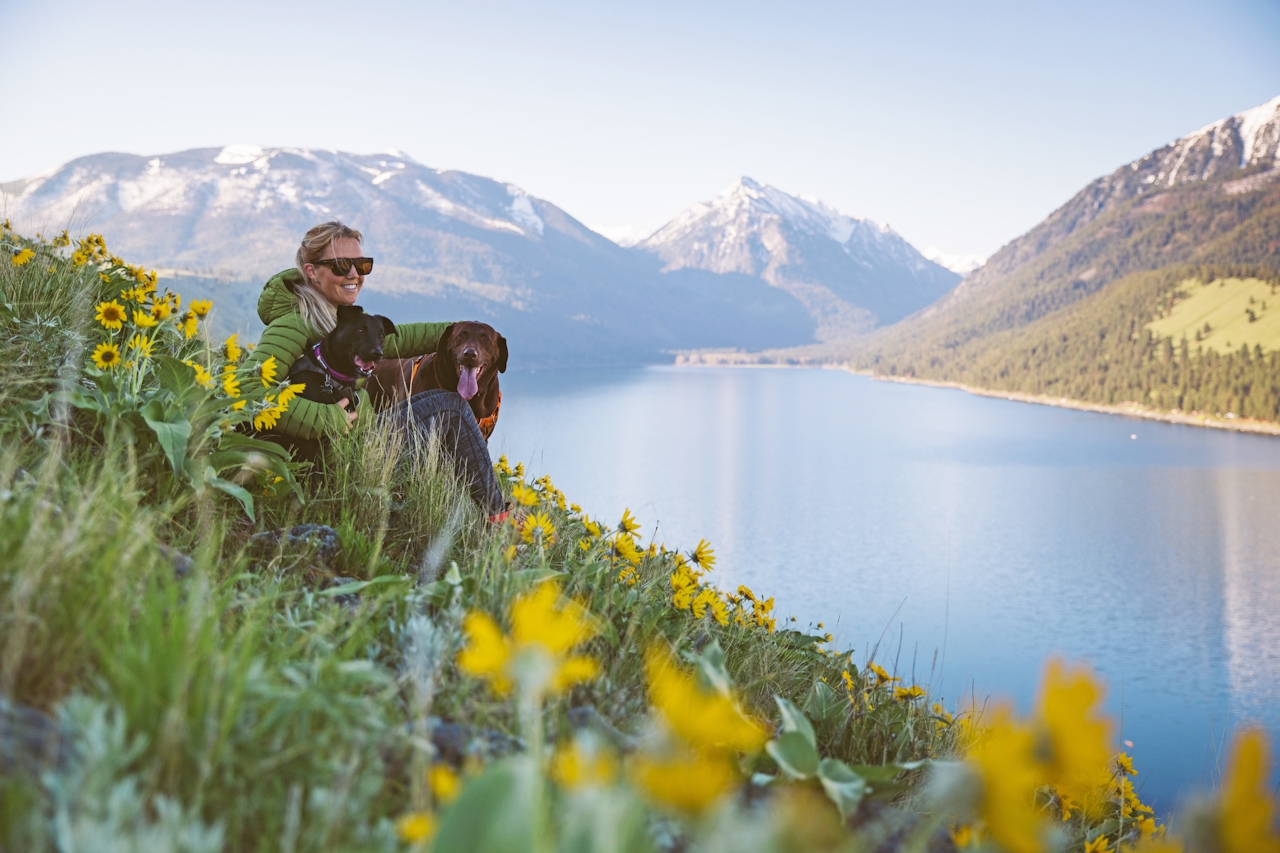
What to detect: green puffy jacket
<box><xmin>238</xmin><ymin>268</ymin><xmax>451</xmax><ymax>440</ymax></box>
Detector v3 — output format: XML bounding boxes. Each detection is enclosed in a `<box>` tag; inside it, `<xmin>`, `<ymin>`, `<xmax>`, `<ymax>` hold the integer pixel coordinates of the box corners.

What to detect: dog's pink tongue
<box><xmin>457</xmin><ymin>366</ymin><xmax>479</xmax><ymax>400</ymax></box>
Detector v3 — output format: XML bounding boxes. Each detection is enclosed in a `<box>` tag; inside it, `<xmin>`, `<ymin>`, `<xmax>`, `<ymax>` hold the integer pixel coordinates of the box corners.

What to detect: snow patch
<box><xmin>923</xmin><ymin>247</ymin><xmax>986</xmax><ymax>276</ymax></box>
<box><xmin>506</xmin><ymin>186</ymin><xmax>544</xmax><ymax>235</ymax></box>
<box><xmin>591</xmin><ymin>224</ymin><xmax>655</xmax><ymax>247</ymax></box>
<box><xmin>1236</xmin><ymin>94</ymin><xmax>1280</xmax><ymax>165</ymax></box>
<box><xmin>214</xmin><ymin>144</ymin><xmax>265</xmax><ymax>165</ymax></box>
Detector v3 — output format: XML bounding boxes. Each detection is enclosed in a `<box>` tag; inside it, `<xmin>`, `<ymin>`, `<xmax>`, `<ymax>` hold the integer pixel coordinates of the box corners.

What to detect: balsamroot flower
<box><xmin>868</xmin><ymin>662</ymin><xmax>899</xmax><ymax>685</ymax></box>
<box><xmin>1036</xmin><ymin>659</ymin><xmax>1113</xmax><ymax>814</ymax></box>
<box><xmin>224</xmin><ymin>333</ymin><xmax>241</xmax><ymax>361</ymax></box>
<box><xmin>510</xmin><ymin>482</ymin><xmax>539</xmax><ymax>506</ymax></box>
<box><xmin>259</xmin><ymin>355</ymin><xmax>278</xmax><ymax>386</ymax></box>
<box><xmin>221</xmin><ymin>368</ymin><xmax>241</xmax><ymax>399</ymax></box>
<box><xmin>964</xmin><ymin>707</ymin><xmax>1047</xmax><ymax>853</ymax></box>
<box><xmin>618</xmin><ymin>507</ymin><xmax>640</xmax><ymax>535</ymax></box>
<box><xmin>457</xmin><ymin>581</ymin><xmax>599</xmax><ymax>698</ymax></box>
<box><xmin>690</xmin><ymin>538</ymin><xmax>716</xmax><ymax>570</ymax></box>
<box><xmin>552</xmin><ymin>737</ymin><xmax>619</xmax><ymax>790</ymax></box>
<box><xmin>395</xmin><ymin>811</ymin><xmax>436</xmax><ymax>844</ymax></box>
<box><xmin>180</xmin><ymin>312</ymin><xmax>198</xmax><ymax>339</ymax></box>
<box><xmin>94</xmin><ymin>300</ymin><xmax>126</xmax><ymax>330</ymax></box>
<box><xmin>132</xmin><ymin>309</ymin><xmax>159</xmax><ymax>329</ymax></box>
<box><xmin>189</xmin><ymin>299</ymin><xmax>213</xmax><ymax>318</ymax></box>
<box><xmin>11</xmin><ymin>248</ymin><xmax>35</xmax><ymax>266</ymax></box>
<box><xmin>520</xmin><ymin>511</ymin><xmax>557</xmax><ymax>546</ymax></box>
<box><xmin>127</xmin><ymin>334</ymin><xmax>154</xmax><ymax>359</ymax></box>
<box><xmin>91</xmin><ymin>342</ymin><xmax>121</xmax><ymax>370</ymax></box>
<box><xmin>1217</xmin><ymin>728</ymin><xmax>1280</xmax><ymax>853</ymax></box>
<box><xmin>629</xmin><ymin>646</ymin><xmax>768</xmax><ymax>812</ymax></box>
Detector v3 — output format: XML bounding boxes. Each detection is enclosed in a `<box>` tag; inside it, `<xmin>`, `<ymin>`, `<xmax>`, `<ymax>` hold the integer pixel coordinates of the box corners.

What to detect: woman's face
<box><xmin>304</xmin><ymin>237</ymin><xmax>366</xmax><ymax>307</ymax></box>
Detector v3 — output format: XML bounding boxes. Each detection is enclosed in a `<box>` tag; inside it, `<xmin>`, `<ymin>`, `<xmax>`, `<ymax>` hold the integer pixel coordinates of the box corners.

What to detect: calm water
<box><xmin>489</xmin><ymin>366</ymin><xmax>1280</xmax><ymax>813</ymax></box>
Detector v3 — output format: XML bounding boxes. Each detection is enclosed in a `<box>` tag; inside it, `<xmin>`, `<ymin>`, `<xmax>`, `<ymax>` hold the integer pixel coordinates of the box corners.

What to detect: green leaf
<box><xmin>695</xmin><ymin>639</ymin><xmax>733</xmax><ymax>695</ymax></box>
<box><xmin>315</xmin><ymin>575</ymin><xmax>409</xmax><ymax>597</ymax></box>
<box><xmin>510</xmin><ymin>567</ymin><xmax>562</xmax><ymax>585</ymax></box>
<box><xmin>217</xmin><ymin>431</ymin><xmax>294</xmax><ymax>462</ymax></box>
<box><xmin>805</xmin><ymin>679</ymin><xmax>844</xmax><ymax>725</ymax></box>
<box><xmin>153</xmin><ymin>355</ymin><xmax>206</xmax><ymax>408</ymax></box>
<box><xmin>817</xmin><ymin>758</ymin><xmax>868</xmax><ymax>819</ymax></box>
<box><xmin>202</xmin><ymin>465</ymin><xmax>254</xmax><ymax>520</ymax></box>
<box><xmin>774</xmin><ymin>695</ymin><xmax>817</xmax><ymax>748</ymax></box>
<box><xmin>141</xmin><ymin>399</ymin><xmax>191</xmax><ymax>476</ymax></box>
<box><xmin>766</xmin><ymin>730</ymin><xmax>819</xmax><ymax>780</ymax></box>
<box><xmin>432</xmin><ymin>757</ymin><xmax>535</xmax><ymax>853</ymax></box>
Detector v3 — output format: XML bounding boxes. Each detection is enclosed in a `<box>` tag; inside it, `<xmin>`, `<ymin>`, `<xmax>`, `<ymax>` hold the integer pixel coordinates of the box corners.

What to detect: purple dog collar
<box><xmin>312</xmin><ymin>342</ymin><xmax>358</xmax><ymax>384</ymax></box>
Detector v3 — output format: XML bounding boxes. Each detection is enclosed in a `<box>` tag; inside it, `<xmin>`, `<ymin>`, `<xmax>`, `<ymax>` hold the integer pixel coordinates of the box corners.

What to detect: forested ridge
<box><xmin>853</xmin><ymin>171</ymin><xmax>1280</xmax><ymax>422</ymax></box>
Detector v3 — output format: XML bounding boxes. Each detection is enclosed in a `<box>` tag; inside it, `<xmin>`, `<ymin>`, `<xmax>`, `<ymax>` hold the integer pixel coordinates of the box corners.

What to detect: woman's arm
<box><xmin>236</xmin><ymin>313</ymin><xmax>350</xmax><ymax>440</ymax></box>
<box><xmin>383</xmin><ymin>321</ymin><xmax>453</xmax><ymax>358</ymax></box>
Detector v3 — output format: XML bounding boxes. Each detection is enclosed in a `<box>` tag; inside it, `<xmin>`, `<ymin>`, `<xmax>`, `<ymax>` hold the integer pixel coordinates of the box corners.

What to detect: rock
<box><xmin>248</xmin><ymin>524</ymin><xmax>341</xmax><ymax>569</ymax></box>
<box><xmin>0</xmin><ymin>698</ymin><xmax>72</xmax><ymax>775</ymax></box>
<box><xmin>326</xmin><ymin>576</ymin><xmax>362</xmax><ymax>607</ymax></box>
<box><xmin>158</xmin><ymin>543</ymin><xmax>194</xmax><ymax>578</ymax></box>
<box><xmin>427</xmin><ymin>718</ymin><xmax>523</xmax><ymax>767</ymax></box>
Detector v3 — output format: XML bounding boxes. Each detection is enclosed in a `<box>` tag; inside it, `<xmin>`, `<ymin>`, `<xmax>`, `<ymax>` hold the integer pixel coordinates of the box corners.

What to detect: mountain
<box><xmin>2</xmin><ymin>145</ymin><xmax>820</xmax><ymax>366</ymax></box>
<box><xmin>636</xmin><ymin>177</ymin><xmax>960</xmax><ymax>341</ymax></box>
<box><xmin>849</xmin><ymin>94</ymin><xmax>1280</xmax><ymax>421</ymax></box>
<box><xmin>1</xmin><ymin>147</ymin><xmax>957</xmax><ymax>365</ymax></box>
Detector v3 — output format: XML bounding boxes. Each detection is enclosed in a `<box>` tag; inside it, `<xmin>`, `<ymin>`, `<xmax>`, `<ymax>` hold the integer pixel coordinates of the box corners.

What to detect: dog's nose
<box><xmin>461</xmin><ymin>346</ymin><xmax>479</xmax><ymax>362</ymax></box>
<box><xmin>371</xmin><ymin>347</ymin><xmax>383</xmax><ymax>360</ymax></box>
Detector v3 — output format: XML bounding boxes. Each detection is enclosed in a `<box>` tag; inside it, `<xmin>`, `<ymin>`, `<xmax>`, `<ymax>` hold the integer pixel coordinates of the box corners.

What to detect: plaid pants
<box><xmin>382</xmin><ymin>389</ymin><xmax>505</xmax><ymax>514</ymax></box>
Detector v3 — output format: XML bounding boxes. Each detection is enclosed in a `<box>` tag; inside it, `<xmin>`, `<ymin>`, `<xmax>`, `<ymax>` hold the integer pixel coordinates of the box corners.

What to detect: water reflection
<box><xmin>490</xmin><ymin>366</ymin><xmax>1280</xmax><ymax>812</ymax></box>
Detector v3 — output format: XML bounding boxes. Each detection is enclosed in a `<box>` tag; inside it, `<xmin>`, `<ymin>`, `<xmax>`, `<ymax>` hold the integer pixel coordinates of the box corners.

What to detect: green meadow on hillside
<box><xmin>1147</xmin><ymin>277</ymin><xmax>1280</xmax><ymax>355</ymax></box>
<box><xmin>1</xmin><ymin>226</ymin><xmax>1275</xmax><ymax>852</ymax></box>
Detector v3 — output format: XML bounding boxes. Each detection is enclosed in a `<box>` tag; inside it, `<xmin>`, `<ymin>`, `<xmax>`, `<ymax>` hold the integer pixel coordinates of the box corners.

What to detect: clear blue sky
<box><xmin>2</xmin><ymin>0</ymin><xmax>1277</xmax><ymax>257</ymax></box>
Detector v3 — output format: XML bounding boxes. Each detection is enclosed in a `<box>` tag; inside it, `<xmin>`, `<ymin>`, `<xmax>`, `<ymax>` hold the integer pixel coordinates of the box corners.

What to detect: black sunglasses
<box><xmin>314</xmin><ymin>256</ymin><xmax>374</xmax><ymax>276</ymax></box>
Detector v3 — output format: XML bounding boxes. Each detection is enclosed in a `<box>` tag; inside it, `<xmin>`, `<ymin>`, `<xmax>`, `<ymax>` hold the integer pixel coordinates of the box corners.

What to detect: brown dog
<box><xmin>367</xmin><ymin>321</ymin><xmax>507</xmax><ymax>440</ymax></box>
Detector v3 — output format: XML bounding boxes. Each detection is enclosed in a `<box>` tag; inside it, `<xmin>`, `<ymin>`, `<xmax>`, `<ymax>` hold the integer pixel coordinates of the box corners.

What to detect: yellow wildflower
<box><xmin>617</xmin><ymin>565</ymin><xmax>638</xmax><ymax>586</ymax></box>
<box><xmin>132</xmin><ymin>309</ymin><xmax>159</xmax><ymax>328</ymax></box>
<box><xmin>520</xmin><ymin>511</ymin><xmax>557</xmax><ymax>545</ymax></box>
<box><xmin>180</xmin><ymin>312</ymin><xmax>198</xmax><ymax>339</ymax></box>
<box><xmin>94</xmin><ymin>300</ymin><xmax>126</xmax><ymax>330</ymax></box>
<box><xmin>253</xmin><ymin>405</ymin><xmax>285</xmax><ymax>431</ymax></box>
<box><xmin>457</xmin><ymin>581</ymin><xmax>599</xmax><ymax>697</ymax></box>
<box><xmin>582</xmin><ymin>517</ymin><xmax>602</xmax><ymax>538</ymax></box>
<box><xmin>11</xmin><ymin>248</ymin><xmax>35</xmax><ymax>266</ymax></box>
<box><xmin>150</xmin><ymin>301</ymin><xmax>172</xmax><ymax>321</ymax></box>
<box><xmin>630</xmin><ymin>750</ymin><xmax>740</xmax><ymax>813</ymax></box>
<box><xmin>842</xmin><ymin>670</ymin><xmax>857</xmax><ymax>693</ymax></box>
<box><xmin>644</xmin><ymin>646</ymin><xmax>767</xmax><ymax>754</ymax></box>
<box><xmin>395</xmin><ymin>811</ymin><xmax>436</xmax><ymax>844</ymax></box>
<box><xmin>690</xmin><ymin>539</ymin><xmax>716</xmax><ymax>571</ymax></box>
<box><xmin>52</xmin><ymin>230</ymin><xmax>70</xmax><ymax>248</ymax></box>
<box><xmin>222</xmin><ymin>370</ymin><xmax>241</xmax><ymax>398</ymax></box>
<box><xmin>494</xmin><ymin>454</ymin><xmax>512</xmax><ymax>476</ymax></box>
<box><xmin>127</xmin><ymin>334</ymin><xmax>154</xmax><ymax>359</ymax></box>
<box><xmin>965</xmin><ymin>707</ymin><xmax>1047</xmax><ymax>853</ymax></box>
<box><xmin>224</xmin><ymin>333</ymin><xmax>241</xmax><ymax>361</ymax></box>
<box><xmin>70</xmin><ymin>249</ymin><xmax>89</xmax><ymax>266</ymax></box>
<box><xmin>1218</xmin><ymin>728</ymin><xmax>1280</xmax><ymax>853</ymax></box>
<box><xmin>511</xmin><ymin>482</ymin><xmax>539</xmax><ymax>506</ymax></box>
<box><xmin>90</xmin><ymin>342</ymin><xmax>121</xmax><ymax>370</ymax></box>
<box><xmin>1115</xmin><ymin>752</ymin><xmax>1136</xmax><ymax>776</ymax></box>
<box><xmin>231</xmin><ymin>400</ymin><xmax>247</xmax><ymax>411</ymax></box>
<box><xmin>868</xmin><ymin>661</ymin><xmax>899</xmax><ymax>685</ymax></box>
<box><xmin>894</xmin><ymin>685</ymin><xmax>926</xmax><ymax>701</ymax></box>
<box><xmin>189</xmin><ymin>299</ymin><xmax>213</xmax><ymax>318</ymax></box>
<box><xmin>614</xmin><ymin>533</ymin><xmax>643</xmax><ymax>564</ymax></box>
<box><xmin>276</xmin><ymin>382</ymin><xmax>305</xmax><ymax>405</ymax></box>
<box><xmin>1036</xmin><ymin>659</ymin><xmax>1113</xmax><ymax>814</ymax></box>
<box><xmin>183</xmin><ymin>360</ymin><xmax>214</xmax><ymax>388</ymax></box>
<box><xmin>950</xmin><ymin>824</ymin><xmax>981</xmax><ymax>848</ymax></box>
<box><xmin>618</xmin><ymin>507</ymin><xmax>640</xmax><ymax>535</ymax></box>
<box><xmin>552</xmin><ymin>740</ymin><xmax>618</xmax><ymax>789</ymax></box>
<box><xmin>1083</xmin><ymin>837</ymin><xmax>1112</xmax><ymax>853</ymax></box>
<box><xmin>259</xmin><ymin>354</ymin><xmax>278</xmax><ymax>386</ymax></box>
<box><xmin>428</xmin><ymin>764</ymin><xmax>460</xmax><ymax>804</ymax></box>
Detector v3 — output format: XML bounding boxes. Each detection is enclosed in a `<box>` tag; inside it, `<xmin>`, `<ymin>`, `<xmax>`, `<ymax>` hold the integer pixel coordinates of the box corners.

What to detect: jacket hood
<box><xmin>258</xmin><ymin>268</ymin><xmax>305</xmax><ymax>325</ymax></box>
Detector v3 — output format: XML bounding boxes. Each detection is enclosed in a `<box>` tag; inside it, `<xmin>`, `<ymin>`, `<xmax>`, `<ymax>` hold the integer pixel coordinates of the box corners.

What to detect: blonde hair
<box><xmin>294</xmin><ymin>221</ymin><xmax>364</xmax><ymax>334</ymax></box>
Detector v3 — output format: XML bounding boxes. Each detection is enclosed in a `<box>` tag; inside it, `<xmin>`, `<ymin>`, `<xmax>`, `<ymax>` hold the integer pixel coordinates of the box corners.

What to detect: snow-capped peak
<box><xmin>922</xmin><ymin>247</ymin><xmax>986</xmax><ymax>276</ymax></box>
<box><xmin>214</xmin><ymin>144</ymin><xmax>266</xmax><ymax>165</ymax></box>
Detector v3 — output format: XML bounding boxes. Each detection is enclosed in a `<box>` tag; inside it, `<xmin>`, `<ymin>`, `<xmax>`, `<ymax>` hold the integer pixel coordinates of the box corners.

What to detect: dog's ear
<box><xmin>336</xmin><ymin>304</ymin><xmax>365</xmax><ymax>325</ymax></box>
<box><xmin>496</xmin><ymin>334</ymin><xmax>508</xmax><ymax>374</ymax></box>
<box><xmin>376</xmin><ymin>315</ymin><xmax>396</xmax><ymax>339</ymax></box>
<box><xmin>435</xmin><ymin>323</ymin><xmax>455</xmax><ymax>356</ymax></box>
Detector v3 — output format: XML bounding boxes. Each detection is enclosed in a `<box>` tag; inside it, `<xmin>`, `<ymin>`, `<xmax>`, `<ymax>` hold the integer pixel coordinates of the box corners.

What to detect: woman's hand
<box><xmin>335</xmin><ymin>398</ymin><xmax>359</xmax><ymax>425</ymax></box>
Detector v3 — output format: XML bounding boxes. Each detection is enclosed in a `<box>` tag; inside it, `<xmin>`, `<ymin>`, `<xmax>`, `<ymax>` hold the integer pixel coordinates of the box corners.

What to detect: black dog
<box><xmin>267</xmin><ymin>305</ymin><xmax>396</xmax><ymax>463</ymax></box>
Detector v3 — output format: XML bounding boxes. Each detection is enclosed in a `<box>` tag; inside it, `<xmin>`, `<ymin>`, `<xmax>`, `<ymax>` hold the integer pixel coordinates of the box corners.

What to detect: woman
<box><xmin>241</xmin><ymin>221</ymin><xmax>508</xmax><ymax>521</ymax></box>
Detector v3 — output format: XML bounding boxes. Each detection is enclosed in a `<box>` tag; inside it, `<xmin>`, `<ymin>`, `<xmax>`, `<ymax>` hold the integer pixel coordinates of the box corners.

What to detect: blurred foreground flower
<box><xmin>630</xmin><ymin>646</ymin><xmax>767</xmax><ymax>813</ymax></box>
<box><xmin>457</xmin><ymin>580</ymin><xmax>599</xmax><ymax>697</ymax></box>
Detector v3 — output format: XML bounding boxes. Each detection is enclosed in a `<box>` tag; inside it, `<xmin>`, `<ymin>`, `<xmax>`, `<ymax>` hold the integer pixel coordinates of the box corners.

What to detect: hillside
<box><xmin>846</xmin><ymin>95</ymin><xmax>1280</xmax><ymax>421</ymax></box>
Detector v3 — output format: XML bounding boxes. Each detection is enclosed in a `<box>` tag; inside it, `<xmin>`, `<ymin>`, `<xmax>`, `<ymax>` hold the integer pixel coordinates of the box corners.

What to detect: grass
<box><xmin>1147</xmin><ymin>276</ymin><xmax>1280</xmax><ymax>354</ymax></box>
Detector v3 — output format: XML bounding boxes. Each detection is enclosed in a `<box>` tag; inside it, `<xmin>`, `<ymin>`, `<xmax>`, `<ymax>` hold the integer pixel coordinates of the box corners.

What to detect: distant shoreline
<box><xmin>849</xmin><ymin>370</ymin><xmax>1280</xmax><ymax>437</ymax></box>
<box><xmin>669</xmin><ymin>358</ymin><xmax>1280</xmax><ymax>435</ymax></box>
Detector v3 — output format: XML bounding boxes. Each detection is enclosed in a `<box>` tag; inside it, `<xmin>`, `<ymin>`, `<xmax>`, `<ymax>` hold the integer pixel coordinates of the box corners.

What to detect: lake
<box><xmin>488</xmin><ymin>366</ymin><xmax>1280</xmax><ymax>813</ymax></box>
